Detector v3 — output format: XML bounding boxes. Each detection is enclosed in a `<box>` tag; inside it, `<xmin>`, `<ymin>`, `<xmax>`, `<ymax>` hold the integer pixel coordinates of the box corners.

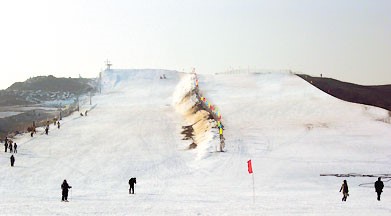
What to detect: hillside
<box><xmin>0</xmin><ymin>75</ymin><xmax>96</xmax><ymax>106</ymax></box>
<box><xmin>0</xmin><ymin>75</ymin><xmax>98</xmax><ymax>138</ymax></box>
<box><xmin>0</xmin><ymin>70</ymin><xmax>390</xmax><ymax>215</ymax></box>
<box><xmin>7</xmin><ymin>75</ymin><xmax>95</xmax><ymax>93</ymax></box>
<box><xmin>297</xmin><ymin>74</ymin><xmax>391</xmax><ymax>111</ymax></box>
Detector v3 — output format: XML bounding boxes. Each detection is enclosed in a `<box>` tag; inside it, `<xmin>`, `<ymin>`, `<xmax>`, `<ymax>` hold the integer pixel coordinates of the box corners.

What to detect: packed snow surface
<box><xmin>0</xmin><ymin>70</ymin><xmax>390</xmax><ymax>215</ymax></box>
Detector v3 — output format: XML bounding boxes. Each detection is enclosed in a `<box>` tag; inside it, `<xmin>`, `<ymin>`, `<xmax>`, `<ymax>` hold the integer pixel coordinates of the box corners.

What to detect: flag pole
<box><xmin>247</xmin><ymin>159</ymin><xmax>255</xmax><ymax>204</ymax></box>
<box><xmin>252</xmin><ymin>173</ymin><xmax>255</xmax><ymax>204</ymax></box>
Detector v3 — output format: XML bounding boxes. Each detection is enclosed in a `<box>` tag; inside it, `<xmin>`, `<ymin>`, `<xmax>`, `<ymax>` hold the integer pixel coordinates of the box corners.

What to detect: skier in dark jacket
<box><xmin>375</xmin><ymin>177</ymin><xmax>384</xmax><ymax>201</ymax></box>
<box><xmin>61</xmin><ymin>179</ymin><xmax>72</xmax><ymax>202</ymax></box>
<box><xmin>13</xmin><ymin>143</ymin><xmax>17</xmax><ymax>153</ymax></box>
<box><xmin>339</xmin><ymin>180</ymin><xmax>349</xmax><ymax>201</ymax></box>
<box><xmin>45</xmin><ymin>126</ymin><xmax>49</xmax><ymax>135</ymax></box>
<box><xmin>57</xmin><ymin>121</ymin><xmax>60</xmax><ymax>129</ymax></box>
<box><xmin>129</xmin><ymin>178</ymin><xmax>137</xmax><ymax>194</ymax></box>
<box><xmin>10</xmin><ymin>155</ymin><xmax>15</xmax><ymax>167</ymax></box>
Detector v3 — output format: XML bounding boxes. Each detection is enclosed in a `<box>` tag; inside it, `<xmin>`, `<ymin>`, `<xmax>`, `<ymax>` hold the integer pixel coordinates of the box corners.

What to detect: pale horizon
<box><xmin>0</xmin><ymin>0</ymin><xmax>390</xmax><ymax>89</ymax></box>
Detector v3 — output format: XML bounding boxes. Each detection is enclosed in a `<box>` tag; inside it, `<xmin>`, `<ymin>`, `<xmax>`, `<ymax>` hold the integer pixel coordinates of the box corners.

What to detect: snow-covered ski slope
<box><xmin>0</xmin><ymin>70</ymin><xmax>390</xmax><ymax>215</ymax></box>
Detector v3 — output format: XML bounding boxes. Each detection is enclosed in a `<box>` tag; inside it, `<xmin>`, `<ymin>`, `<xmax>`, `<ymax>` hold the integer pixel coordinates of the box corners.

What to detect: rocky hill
<box><xmin>0</xmin><ymin>75</ymin><xmax>97</xmax><ymax>106</ymax></box>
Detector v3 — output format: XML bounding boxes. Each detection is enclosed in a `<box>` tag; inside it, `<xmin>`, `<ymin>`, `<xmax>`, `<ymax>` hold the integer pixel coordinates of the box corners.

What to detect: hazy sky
<box><xmin>0</xmin><ymin>0</ymin><xmax>390</xmax><ymax>89</ymax></box>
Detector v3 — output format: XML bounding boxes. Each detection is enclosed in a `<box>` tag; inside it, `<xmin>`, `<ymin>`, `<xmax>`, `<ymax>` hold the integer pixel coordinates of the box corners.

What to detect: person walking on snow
<box><xmin>61</xmin><ymin>179</ymin><xmax>72</xmax><ymax>202</ymax></box>
<box><xmin>339</xmin><ymin>180</ymin><xmax>349</xmax><ymax>201</ymax></box>
<box><xmin>57</xmin><ymin>121</ymin><xmax>60</xmax><ymax>129</ymax></box>
<box><xmin>45</xmin><ymin>126</ymin><xmax>49</xmax><ymax>135</ymax></box>
<box><xmin>13</xmin><ymin>143</ymin><xmax>17</xmax><ymax>153</ymax></box>
<box><xmin>375</xmin><ymin>177</ymin><xmax>384</xmax><ymax>201</ymax></box>
<box><xmin>10</xmin><ymin>155</ymin><xmax>15</xmax><ymax>167</ymax></box>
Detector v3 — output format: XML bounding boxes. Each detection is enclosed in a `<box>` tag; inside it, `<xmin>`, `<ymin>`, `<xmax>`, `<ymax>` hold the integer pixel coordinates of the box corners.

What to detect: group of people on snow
<box><xmin>80</xmin><ymin>110</ymin><xmax>88</xmax><ymax>116</ymax></box>
<box><xmin>4</xmin><ymin>136</ymin><xmax>17</xmax><ymax>154</ymax></box>
<box><xmin>58</xmin><ymin>177</ymin><xmax>136</xmax><ymax>202</ymax></box>
<box><xmin>2</xmin><ymin>109</ymin><xmax>92</xmax><ymax>169</ymax></box>
<box><xmin>60</xmin><ymin>177</ymin><xmax>137</xmax><ymax>202</ymax></box>
<box><xmin>3</xmin><ymin>117</ymin><xmax>65</xmax><ymax>167</ymax></box>
<box><xmin>44</xmin><ymin>119</ymin><xmax>63</xmax><ymax>135</ymax></box>
<box><xmin>3</xmin><ymin>137</ymin><xmax>17</xmax><ymax>167</ymax></box>
<box><xmin>340</xmin><ymin>178</ymin><xmax>385</xmax><ymax>202</ymax></box>
<box><xmin>45</xmin><ymin>119</ymin><xmax>61</xmax><ymax>135</ymax></box>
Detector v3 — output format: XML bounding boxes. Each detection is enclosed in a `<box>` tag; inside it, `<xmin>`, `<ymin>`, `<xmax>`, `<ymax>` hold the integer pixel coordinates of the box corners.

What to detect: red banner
<box><xmin>247</xmin><ymin>160</ymin><xmax>253</xmax><ymax>174</ymax></box>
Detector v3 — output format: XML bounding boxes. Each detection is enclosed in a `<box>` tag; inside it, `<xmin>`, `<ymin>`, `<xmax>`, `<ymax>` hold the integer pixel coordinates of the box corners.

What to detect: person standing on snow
<box><xmin>129</xmin><ymin>178</ymin><xmax>137</xmax><ymax>194</ymax></box>
<box><xmin>10</xmin><ymin>155</ymin><xmax>15</xmax><ymax>167</ymax></box>
<box><xmin>61</xmin><ymin>179</ymin><xmax>72</xmax><ymax>202</ymax></box>
<box><xmin>57</xmin><ymin>121</ymin><xmax>60</xmax><ymax>129</ymax></box>
<box><xmin>13</xmin><ymin>143</ymin><xmax>17</xmax><ymax>153</ymax></box>
<box><xmin>45</xmin><ymin>126</ymin><xmax>49</xmax><ymax>135</ymax></box>
<box><xmin>375</xmin><ymin>177</ymin><xmax>384</xmax><ymax>201</ymax></box>
<box><xmin>8</xmin><ymin>140</ymin><xmax>13</xmax><ymax>153</ymax></box>
<box><xmin>4</xmin><ymin>137</ymin><xmax>8</xmax><ymax>152</ymax></box>
<box><xmin>339</xmin><ymin>180</ymin><xmax>349</xmax><ymax>201</ymax></box>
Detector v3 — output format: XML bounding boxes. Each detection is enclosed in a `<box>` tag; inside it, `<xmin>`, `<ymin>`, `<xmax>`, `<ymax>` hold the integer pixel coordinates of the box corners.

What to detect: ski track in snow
<box><xmin>0</xmin><ymin>70</ymin><xmax>390</xmax><ymax>215</ymax></box>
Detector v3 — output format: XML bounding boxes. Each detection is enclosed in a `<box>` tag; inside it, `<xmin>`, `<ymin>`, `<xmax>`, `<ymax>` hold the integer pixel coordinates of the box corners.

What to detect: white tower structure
<box><xmin>105</xmin><ymin>59</ymin><xmax>112</xmax><ymax>70</ymax></box>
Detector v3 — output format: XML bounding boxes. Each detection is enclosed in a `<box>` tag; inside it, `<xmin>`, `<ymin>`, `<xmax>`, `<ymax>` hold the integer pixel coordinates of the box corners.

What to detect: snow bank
<box><xmin>173</xmin><ymin>73</ymin><xmax>217</xmax><ymax>158</ymax></box>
